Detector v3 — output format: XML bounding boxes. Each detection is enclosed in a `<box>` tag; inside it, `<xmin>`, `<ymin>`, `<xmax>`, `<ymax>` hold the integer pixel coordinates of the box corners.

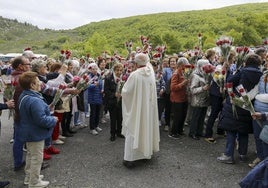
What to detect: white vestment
<box><xmin>122</xmin><ymin>63</ymin><xmax>160</xmax><ymax>161</ymax></box>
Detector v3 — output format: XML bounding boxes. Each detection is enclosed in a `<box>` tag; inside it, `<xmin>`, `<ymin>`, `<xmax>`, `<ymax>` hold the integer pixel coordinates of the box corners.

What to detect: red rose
<box><xmin>116</xmin><ymin>78</ymin><xmax>120</xmax><ymax>83</ymax></box>
<box><xmin>60</xmin><ymin>50</ymin><xmax>65</xmax><ymax>54</ymax></box>
<box><xmin>239</xmin><ymin>88</ymin><xmax>245</xmax><ymax>93</ymax></box>
<box><xmin>11</xmin><ymin>80</ymin><xmax>17</xmax><ymax>87</ymax></box>
<box><xmin>230</xmin><ymin>92</ymin><xmax>235</xmax><ymax>98</ymax></box>
<box><xmin>83</xmin><ymin>74</ymin><xmax>88</xmax><ymax>80</ymax></box>
<box><xmin>222</xmin><ymin>70</ymin><xmax>226</xmax><ymax>75</ymax></box>
<box><xmin>225</xmin><ymin>82</ymin><xmax>233</xmax><ymax>88</ymax></box>
<box><xmin>24</xmin><ymin>47</ymin><xmax>31</xmax><ymax>51</ymax></box>
<box><xmin>243</xmin><ymin>47</ymin><xmax>249</xmax><ymax>53</ymax></box>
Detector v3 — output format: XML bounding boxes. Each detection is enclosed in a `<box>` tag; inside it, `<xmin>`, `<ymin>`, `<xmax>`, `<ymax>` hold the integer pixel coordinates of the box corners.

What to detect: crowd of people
<box><xmin>0</xmin><ymin>44</ymin><xmax>267</xmax><ymax>187</ymax></box>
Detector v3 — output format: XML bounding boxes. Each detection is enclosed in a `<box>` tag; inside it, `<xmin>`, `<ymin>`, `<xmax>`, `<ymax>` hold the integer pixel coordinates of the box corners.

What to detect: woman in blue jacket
<box><xmin>87</xmin><ymin>63</ymin><xmax>103</xmax><ymax>135</ymax></box>
<box><xmin>18</xmin><ymin>71</ymin><xmax>57</xmax><ymax>187</ymax></box>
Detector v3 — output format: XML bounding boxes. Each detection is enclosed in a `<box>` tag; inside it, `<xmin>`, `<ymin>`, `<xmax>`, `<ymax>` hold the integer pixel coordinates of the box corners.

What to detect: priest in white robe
<box><xmin>121</xmin><ymin>53</ymin><xmax>160</xmax><ymax>168</ymax></box>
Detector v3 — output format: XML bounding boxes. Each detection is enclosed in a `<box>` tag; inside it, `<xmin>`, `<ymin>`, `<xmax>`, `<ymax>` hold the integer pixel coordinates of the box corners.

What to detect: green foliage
<box><xmin>0</xmin><ymin>3</ymin><xmax>267</xmax><ymax>57</ymax></box>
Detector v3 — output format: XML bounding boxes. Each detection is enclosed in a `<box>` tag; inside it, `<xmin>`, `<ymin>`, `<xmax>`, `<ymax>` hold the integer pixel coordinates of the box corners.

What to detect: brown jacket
<box><xmin>170</xmin><ymin>68</ymin><xmax>188</xmax><ymax>103</ymax></box>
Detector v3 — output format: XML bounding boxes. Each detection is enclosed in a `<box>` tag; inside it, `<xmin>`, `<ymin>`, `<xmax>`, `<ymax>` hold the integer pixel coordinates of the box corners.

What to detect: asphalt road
<box><xmin>0</xmin><ymin>109</ymin><xmax>255</xmax><ymax>188</ymax></box>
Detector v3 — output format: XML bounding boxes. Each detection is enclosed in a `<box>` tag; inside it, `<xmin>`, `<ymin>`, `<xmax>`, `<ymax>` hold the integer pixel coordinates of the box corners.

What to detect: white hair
<box><xmin>134</xmin><ymin>53</ymin><xmax>149</xmax><ymax>66</ymax></box>
<box><xmin>177</xmin><ymin>57</ymin><xmax>189</xmax><ymax>66</ymax></box>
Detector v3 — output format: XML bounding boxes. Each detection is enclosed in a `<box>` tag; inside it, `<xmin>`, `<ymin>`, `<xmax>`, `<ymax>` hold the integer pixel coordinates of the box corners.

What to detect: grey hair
<box><xmin>177</xmin><ymin>57</ymin><xmax>189</xmax><ymax>66</ymax></box>
<box><xmin>31</xmin><ymin>59</ymin><xmax>47</xmax><ymax>73</ymax></box>
<box><xmin>134</xmin><ymin>53</ymin><xmax>149</xmax><ymax>66</ymax></box>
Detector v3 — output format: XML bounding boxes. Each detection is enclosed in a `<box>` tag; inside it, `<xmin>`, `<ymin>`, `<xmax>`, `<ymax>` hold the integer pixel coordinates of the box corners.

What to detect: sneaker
<box><xmin>168</xmin><ymin>134</ymin><xmax>180</xmax><ymax>139</ymax></box>
<box><xmin>43</xmin><ymin>151</ymin><xmax>51</xmax><ymax>160</ymax></box>
<box><xmin>45</xmin><ymin>146</ymin><xmax>60</xmax><ymax>155</ymax></box>
<box><xmin>58</xmin><ymin>135</ymin><xmax>66</xmax><ymax>140</ymax></box>
<box><xmin>96</xmin><ymin>127</ymin><xmax>102</xmax><ymax>132</ymax></box>
<box><xmin>9</xmin><ymin>139</ymin><xmax>14</xmax><ymax>144</ymax></box>
<box><xmin>52</xmin><ymin>139</ymin><xmax>64</xmax><ymax>145</ymax></box>
<box><xmin>239</xmin><ymin>155</ymin><xmax>247</xmax><ymax>163</ymax></box>
<box><xmin>90</xmin><ymin>129</ymin><xmax>98</xmax><ymax>135</ymax></box>
<box><xmin>217</xmin><ymin>154</ymin><xmax>234</xmax><ymax>164</ymax></box>
<box><xmin>204</xmin><ymin>137</ymin><xmax>216</xmax><ymax>144</ymax></box>
<box><xmin>83</xmin><ymin>124</ymin><xmax>88</xmax><ymax>128</ymax></box>
<box><xmin>164</xmin><ymin>126</ymin><xmax>169</xmax><ymax>132</ymax></box>
<box><xmin>100</xmin><ymin>119</ymin><xmax>107</xmax><ymax>124</ymax></box>
<box><xmin>248</xmin><ymin>157</ymin><xmax>261</xmax><ymax>168</ymax></box>
<box><xmin>29</xmin><ymin>180</ymin><xmax>49</xmax><ymax>188</ymax></box>
<box><xmin>85</xmin><ymin>113</ymin><xmax>90</xmax><ymax>118</ymax></box>
<box><xmin>24</xmin><ymin>175</ymin><xmax>44</xmax><ymax>185</ymax></box>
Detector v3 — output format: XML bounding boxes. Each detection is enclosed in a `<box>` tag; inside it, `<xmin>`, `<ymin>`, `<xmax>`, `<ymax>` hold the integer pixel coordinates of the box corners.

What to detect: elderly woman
<box><xmin>169</xmin><ymin>57</ymin><xmax>189</xmax><ymax>139</ymax></box>
<box><xmin>18</xmin><ymin>71</ymin><xmax>57</xmax><ymax>187</ymax></box>
<box><xmin>188</xmin><ymin>59</ymin><xmax>211</xmax><ymax>140</ymax></box>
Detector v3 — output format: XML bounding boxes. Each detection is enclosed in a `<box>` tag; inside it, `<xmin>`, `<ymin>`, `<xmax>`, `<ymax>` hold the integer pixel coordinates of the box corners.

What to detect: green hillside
<box><xmin>0</xmin><ymin>2</ymin><xmax>267</xmax><ymax>58</ymax></box>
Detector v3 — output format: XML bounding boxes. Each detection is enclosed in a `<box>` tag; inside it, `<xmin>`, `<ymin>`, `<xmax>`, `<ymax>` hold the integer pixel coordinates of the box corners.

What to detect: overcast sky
<box><xmin>0</xmin><ymin>0</ymin><xmax>267</xmax><ymax>30</ymax></box>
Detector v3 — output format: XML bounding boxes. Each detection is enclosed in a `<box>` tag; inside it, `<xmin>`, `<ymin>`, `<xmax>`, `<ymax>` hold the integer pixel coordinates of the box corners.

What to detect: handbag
<box><xmin>259</xmin><ymin>125</ymin><xmax>268</xmax><ymax>144</ymax></box>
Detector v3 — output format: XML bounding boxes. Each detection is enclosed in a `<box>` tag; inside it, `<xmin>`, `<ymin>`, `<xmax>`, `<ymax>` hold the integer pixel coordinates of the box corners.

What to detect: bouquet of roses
<box><xmin>155</xmin><ymin>45</ymin><xmax>166</xmax><ymax>59</ymax></box>
<box><xmin>182</xmin><ymin>64</ymin><xmax>195</xmax><ymax>80</ymax></box>
<box><xmin>74</xmin><ymin>74</ymin><xmax>90</xmax><ymax>91</ymax></box>
<box><xmin>1</xmin><ymin>75</ymin><xmax>17</xmax><ymax>119</ymax></box>
<box><xmin>233</xmin><ymin>84</ymin><xmax>255</xmax><ymax>113</ymax></box>
<box><xmin>59</xmin><ymin>49</ymin><xmax>71</xmax><ymax>63</ymax></box>
<box><xmin>225</xmin><ymin>82</ymin><xmax>238</xmax><ymax>118</ymax></box>
<box><xmin>226</xmin><ymin>83</ymin><xmax>260</xmax><ymax>125</ymax></box>
<box><xmin>202</xmin><ymin>64</ymin><xmax>215</xmax><ymax>84</ymax></box>
<box><xmin>213</xmin><ymin>67</ymin><xmax>226</xmax><ymax>94</ymax></box>
<box><xmin>235</xmin><ymin>46</ymin><xmax>250</xmax><ymax>70</ymax></box>
<box><xmin>116</xmin><ymin>74</ymin><xmax>128</xmax><ymax>102</ymax></box>
<box><xmin>51</xmin><ymin>83</ymin><xmax>67</xmax><ymax>107</ymax></box>
<box><xmin>216</xmin><ymin>36</ymin><xmax>233</xmax><ymax>62</ymax></box>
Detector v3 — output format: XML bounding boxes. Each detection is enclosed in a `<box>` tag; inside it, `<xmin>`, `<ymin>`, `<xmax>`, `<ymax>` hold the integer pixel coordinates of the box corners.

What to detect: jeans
<box><xmin>13</xmin><ymin>122</ymin><xmax>24</xmax><ymax>168</ymax></box>
<box><xmin>73</xmin><ymin>111</ymin><xmax>81</xmax><ymax>125</ymax></box>
<box><xmin>253</xmin><ymin>120</ymin><xmax>268</xmax><ymax>160</ymax></box>
<box><xmin>225</xmin><ymin>131</ymin><xmax>248</xmax><ymax>159</ymax></box>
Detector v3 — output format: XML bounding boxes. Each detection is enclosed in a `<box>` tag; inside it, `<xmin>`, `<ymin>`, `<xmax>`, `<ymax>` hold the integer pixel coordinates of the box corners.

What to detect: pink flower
<box><xmin>73</xmin><ymin>76</ymin><xmax>80</xmax><ymax>83</ymax></box>
<box><xmin>122</xmin><ymin>75</ymin><xmax>128</xmax><ymax>81</ymax></box>
<box><xmin>59</xmin><ymin>84</ymin><xmax>67</xmax><ymax>90</ymax></box>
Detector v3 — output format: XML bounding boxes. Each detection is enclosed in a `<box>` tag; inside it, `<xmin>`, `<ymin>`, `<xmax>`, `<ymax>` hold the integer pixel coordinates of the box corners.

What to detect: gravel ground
<box><xmin>0</xmin><ymin>109</ymin><xmax>255</xmax><ymax>188</ymax></box>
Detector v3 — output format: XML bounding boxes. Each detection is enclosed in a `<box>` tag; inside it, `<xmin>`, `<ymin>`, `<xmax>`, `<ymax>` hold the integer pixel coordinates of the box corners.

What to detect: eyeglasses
<box><xmin>22</xmin><ymin>63</ymin><xmax>31</xmax><ymax>66</ymax></box>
